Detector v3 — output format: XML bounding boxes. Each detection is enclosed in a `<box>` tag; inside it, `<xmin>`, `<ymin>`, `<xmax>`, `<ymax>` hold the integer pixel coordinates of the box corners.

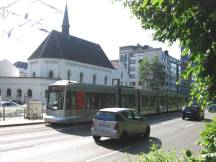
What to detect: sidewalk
<box><xmin>0</xmin><ymin>117</ymin><xmax>46</xmax><ymax>127</ymax></box>
<box><xmin>0</xmin><ymin>111</ymin><xmax>181</xmax><ymax>127</ymax></box>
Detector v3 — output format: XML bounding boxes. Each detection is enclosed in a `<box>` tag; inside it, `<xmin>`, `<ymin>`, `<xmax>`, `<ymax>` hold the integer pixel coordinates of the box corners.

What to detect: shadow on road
<box><xmin>95</xmin><ymin>136</ymin><xmax>162</xmax><ymax>155</ymax></box>
<box><xmin>148</xmin><ymin>111</ymin><xmax>181</xmax><ymax>125</ymax></box>
<box><xmin>46</xmin><ymin>124</ymin><xmax>91</xmax><ymax>137</ymax></box>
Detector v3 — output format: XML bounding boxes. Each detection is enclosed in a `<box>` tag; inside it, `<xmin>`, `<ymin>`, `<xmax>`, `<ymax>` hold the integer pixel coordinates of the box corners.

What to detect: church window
<box><xmin>104</xmin><ymin>76</ymin><xmax>107</xmax><ymax>85</ymax></box>
<box><xmin>49</xmin><ymin>71</ymin><xmax>54</xmax><ymax>78</ymax></box>
<box><xmin>28</xmin><ymin>89</ymin><xmax>32</xmax><ymax>97</ymax></box>
<box><xmin>67</xmin><ymin>70</ymin><xmax>71</xmax><ymax>80</ymax></box>
<box><xmin>7</xmin><ymin>88</ymin><xmax>11</xmax><ymax>97</ymax></box>
<box><xmin>32</xmin><ymin>72</ymin><xmax>36</xmax><ymax>77</ymax></box>
<box><xmin>80</xmin><ymin>72</ymin><xmax>83</xmax><ymax>83</ymax></box>
<box><xmin>93</xmin><ymin>74</ymin><xmax>96</xmax><ymax>84</ymax></box>
<box><xmin>17</xmin><ymin>89</ymin><xmax>22</xmax><ymax>97</ymax></box>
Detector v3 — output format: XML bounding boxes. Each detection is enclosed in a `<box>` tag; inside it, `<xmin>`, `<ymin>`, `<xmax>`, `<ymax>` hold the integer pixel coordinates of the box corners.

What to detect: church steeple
<box><xmin>62</xmin><ymin>4</ymin><xmax>70</xmax><ymax>36</ymax></box>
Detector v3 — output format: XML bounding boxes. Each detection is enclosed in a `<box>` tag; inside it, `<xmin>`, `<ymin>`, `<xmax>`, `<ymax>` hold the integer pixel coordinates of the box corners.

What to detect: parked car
<box><xmin>0</xmin><ymin>101</ymin><xmax>25</xmax><ymax>115</ymax></box>
<box><xmin>208</xmin><ymin>104</ymin><xmax>216</xmax><ymax>112</ymax></box>
<box><xmin>182</xmin><ymin>105</ymin><xmax>204</xmax><ymax>121</ymax></box>
<box><xmin>91</xmin><ymin>107</ymin><xmax>150</xmax><ymax>142</ymax></box>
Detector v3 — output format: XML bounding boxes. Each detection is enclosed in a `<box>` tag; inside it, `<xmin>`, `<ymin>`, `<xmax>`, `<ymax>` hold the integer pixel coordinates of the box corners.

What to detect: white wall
<box><xmin>0</xmin><ymin>59</ymin><xmax>19</xmax><ymax>77</ymax></box>
<box><xmin>0</xmin><ymin>77</ymin><xmax>57</xmax><ymax>104</ymax></box>
<box><xmin>28</xmin><ymin>58</ymin><xmax>113</xmax><ymax>85</ymax></box>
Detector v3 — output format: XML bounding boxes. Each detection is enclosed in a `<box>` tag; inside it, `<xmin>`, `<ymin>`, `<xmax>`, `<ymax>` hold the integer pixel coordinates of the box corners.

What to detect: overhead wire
<box><xmin>1</xmin><ymin>0</ymin><xmax>62</xmax><ymax>39</ymax></box>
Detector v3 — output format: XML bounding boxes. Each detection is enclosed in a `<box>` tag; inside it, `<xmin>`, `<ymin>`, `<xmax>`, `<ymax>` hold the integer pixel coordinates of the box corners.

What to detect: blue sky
<box><xmin>0</xmin><ymin>0</ymin><xmax>181</xmax><ymax>63</ymax></box>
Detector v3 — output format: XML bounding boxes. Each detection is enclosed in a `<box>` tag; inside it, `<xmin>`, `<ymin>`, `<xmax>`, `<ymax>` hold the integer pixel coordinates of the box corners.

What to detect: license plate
<box><xmin>99</xmin><ymin>124</ymin><xmax>110</xmax><ymax>128</ymax></box>
<box><xmin>186</xmin><ymin>111</ymin><xmax>191</xmax><ymax>114</ymax></box>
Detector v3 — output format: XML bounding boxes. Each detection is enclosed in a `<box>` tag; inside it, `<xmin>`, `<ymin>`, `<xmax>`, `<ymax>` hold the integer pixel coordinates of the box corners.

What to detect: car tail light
<box><xmin>113</xmin><ymin>123</ymin><xmax>120</xmax><ymax>130</ymax></box>
<box><xmin>92</xmin><ymin>121</ymin><xmax>95</xmax><ymax>128</ymax></box>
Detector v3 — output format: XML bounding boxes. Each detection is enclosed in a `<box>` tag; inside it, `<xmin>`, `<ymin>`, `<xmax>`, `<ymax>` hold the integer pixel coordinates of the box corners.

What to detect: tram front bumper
<box><xmin>45</xmin><ymin>115</ymin><xmax>81</xmax><ymax>123</ymax></box>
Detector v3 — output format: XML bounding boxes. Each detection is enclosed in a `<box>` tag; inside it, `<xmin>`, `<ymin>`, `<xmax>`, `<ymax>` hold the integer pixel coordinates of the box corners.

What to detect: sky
<box><xmin>0</xmin><ymin>0</ymin><xmax>181</xmax><ymax>64</ymax></box>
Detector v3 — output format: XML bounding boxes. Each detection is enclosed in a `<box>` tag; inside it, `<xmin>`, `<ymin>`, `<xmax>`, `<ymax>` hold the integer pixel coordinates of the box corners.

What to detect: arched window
<box><xmin>32</xmin><ymin>72</ymin><xmax>36</xmax><ymax>77</ymax></box>
<box><xmin>17</xmin><ymin>89</ymin><xmax>22</xmax><ymax>97</ymax></box>
<box><xmin>45</xmin><ymin>89</ymin><xmax>48</xmax><ymax>98</ymax></box>
<box><xmin>79</xmin><ymin>72</ymin><xmax>83</xmax><ymax>83</ymax></box>
<box><xmin>121</xmin><ymin>72</ymin><xmax>123</xmax><ymax>79</ymax></box>
<box><xmin>104</xmin><ymin>76</ymin><xmax>107</xmax><ymax>85</ymax></box>
<box><xmin>49</xmin><ymin>71</ymin><xmax>54</xmax><ymax>78</ymax></box>
<box><xmin>93</xmin><ymin>74</ymin><xmax>96</xmax><ymax>84</ymax></box>
<box><xmin>7</xmin><ymin>88</ymin><xmax>11</xmax><ymax>97</ymax></box>
<box><xmin>67</xmin><ymin>70</ymin><xmax>71</xmax><ymax>80</ymax></box>
<box><xmin>27</xmin><ymin>89</ymin><xmax>32</xmax><ymax>97</ymax></box>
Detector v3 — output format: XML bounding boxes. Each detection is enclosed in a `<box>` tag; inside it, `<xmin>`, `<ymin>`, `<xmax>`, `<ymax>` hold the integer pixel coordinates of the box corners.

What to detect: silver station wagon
<box><xmin>91</xmin><ymin>107</ymin><xmax>150</xmax><ymax>142</ymax></box>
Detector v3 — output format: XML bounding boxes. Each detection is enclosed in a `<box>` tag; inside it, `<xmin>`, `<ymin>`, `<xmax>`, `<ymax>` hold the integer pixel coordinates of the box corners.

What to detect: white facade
<box><xmin>0</xmin><ymin>77</ymin><xmax>57</xmax><ymax>104</ymax></box>
<box><xmin>28</xmin><ymin>58</ymin><xmax>113</xmax><ymax>85</ymax></box>
<box><xmin>0</xmin><ymin>59</ymin><xmax>19</xmax><ymax>77</ymax></box>
<box><xmin>111</xmin><ymin>60</ymin><xmax>130</xmax><ymax>86</ymax></box>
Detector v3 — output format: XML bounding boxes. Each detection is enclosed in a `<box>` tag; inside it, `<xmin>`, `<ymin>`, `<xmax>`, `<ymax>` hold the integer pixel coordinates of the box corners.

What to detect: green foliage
<box><xmin>139</xmin><ymin>56</ymin><xmax>165</xmax><ymax>90</ymax></box>
<box><xmin>199</xmin><ymin>117</ymin><xmax>216</xmax><ymax>155</ymax></box>
<box><xmin>115</xmin><ymin>0</ymin><xmax>216</xmax><ymax>108</ymax></box>
<box><xmin>135</xmin><ymin>144</ymin><xmax>202</xmax><ymax>162</ymax></box>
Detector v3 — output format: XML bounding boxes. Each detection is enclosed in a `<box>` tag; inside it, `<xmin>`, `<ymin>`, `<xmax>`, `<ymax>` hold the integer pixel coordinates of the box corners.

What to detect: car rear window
<box><xmin>94</xmin><ymin>111</ymin><xmax>123</xmax><ymax>121</ymax></box>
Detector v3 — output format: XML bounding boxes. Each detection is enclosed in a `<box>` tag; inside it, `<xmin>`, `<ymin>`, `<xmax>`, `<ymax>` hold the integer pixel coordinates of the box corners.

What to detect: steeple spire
<box><xmin>62</xmin><ymin>4</ymin><xmax>70</xmax><ymax>36</ymax></box>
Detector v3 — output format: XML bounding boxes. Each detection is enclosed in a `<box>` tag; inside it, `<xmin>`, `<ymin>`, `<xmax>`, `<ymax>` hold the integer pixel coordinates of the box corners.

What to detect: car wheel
<box><xmin>93</xmin><ymin>136</ymin><xmax>101</xmax><ymax>142</ymax></box>
<box><xmin>119</xmin><ymin>131</ymin><xmax>128</xmax><ymax>142</ymax></box>
<box><xmin>182</xmin><ymin>116</ymin><xmax>185</xmax><ymax>120</ymax></box>
<box><xmin>144</xmin><ymin>126</ymin><xmax>150</xmax><ymax>138</ymax></box>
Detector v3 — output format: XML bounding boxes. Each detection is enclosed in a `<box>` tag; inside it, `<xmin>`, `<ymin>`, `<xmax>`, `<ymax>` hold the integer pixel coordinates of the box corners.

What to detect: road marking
<box><xmin>185</xmin><ymin>124</ymin><xmax>195</xmax><ymax>128</ymax></box>
<box><xmin>86</xmin><ymin>146</ymin><xmax>131</xmax><ymax>162</ymax></box>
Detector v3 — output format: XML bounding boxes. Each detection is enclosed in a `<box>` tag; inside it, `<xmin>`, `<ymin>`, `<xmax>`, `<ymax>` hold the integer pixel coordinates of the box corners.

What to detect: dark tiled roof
<box><xmin>28</xmin><ymin>30</ymin><xmax>114</xmax><ymax>69</ymax></box>
<box><xmin>14</xmin><ymin>61</ymin><xmax>28</xmax><ymax>70</ymax></box>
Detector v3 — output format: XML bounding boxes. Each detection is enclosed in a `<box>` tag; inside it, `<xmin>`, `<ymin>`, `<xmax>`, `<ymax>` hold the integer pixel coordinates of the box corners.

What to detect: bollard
<box><xmin>3</xmin><ymin>105</ymin><xmax>5</xmax><ymax>121</ymax></box>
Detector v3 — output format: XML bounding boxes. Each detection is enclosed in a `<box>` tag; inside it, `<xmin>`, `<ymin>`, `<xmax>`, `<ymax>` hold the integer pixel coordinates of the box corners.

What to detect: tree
<box><xmin>139</xmin><ymin>56</ymin><xmax>165</xmax><ymax>90</ymax></box>
<box><xmin>116</xmin><ymin>0</ymin><xmax>216</xmax><ymax>107</ymax></box>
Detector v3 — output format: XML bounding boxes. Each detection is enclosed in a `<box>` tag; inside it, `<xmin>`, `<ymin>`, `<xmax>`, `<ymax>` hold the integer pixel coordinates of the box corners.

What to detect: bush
<box><xmin>199</xmin><ymin>117</ymin><xmax>216</xmax><ymax>161</ymax></box>
<box><xmin>134</xmin><ymin>144</ymin><xmax>201</xmax><ymax>162</ymax></box>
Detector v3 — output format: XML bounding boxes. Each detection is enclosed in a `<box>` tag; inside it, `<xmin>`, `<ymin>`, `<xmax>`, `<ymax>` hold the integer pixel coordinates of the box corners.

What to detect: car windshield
<box><xmin>47</xmin><ymin>86</ymin><xmax>65</xmax><ymax>110</ymax></box>
<box><xmin>95</xmin><ymin>111</ymin><xmax>122</xmax><ymax>121</ymax></box>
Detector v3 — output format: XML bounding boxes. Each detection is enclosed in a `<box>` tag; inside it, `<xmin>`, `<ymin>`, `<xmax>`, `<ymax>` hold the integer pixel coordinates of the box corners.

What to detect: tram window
<box><xmin>160</xmin><ymin>96</ymin><xmax>166</xmax><ymax>106</ymax></box>
<box><xmin>48</xmin><ymin>91</ymin><xmax>64</xmax><ymax>110</ymax></box>
<box><xmin>66</xmin><ymin>91</ymin><xmax>76</xmax><ymax>109</ymax></box>
<box><xmin>142</xmin><ymin>95</ymin><xmax>157</xmax><ymax>107</ymax></box>
<box><xmin>86</xmin><ymin>93</ymin><xmax>115</xmax><ymax>109</ymax></box>
<box><xmin>122</xmin><ymin>95</ymin><xmax>136</xmax><ymax>107</ymax></box>
<box><xmin>168</xmin><ymin>97</ymin><xmax>177</xmax><ymax>105</ymax></box>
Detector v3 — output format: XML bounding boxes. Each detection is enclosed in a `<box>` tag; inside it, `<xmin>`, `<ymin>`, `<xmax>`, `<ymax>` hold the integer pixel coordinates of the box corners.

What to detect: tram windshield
<box><xmin>47</xmin><ymin>86</ymin><xmax>65</xmax><ymax>110</ymax></box>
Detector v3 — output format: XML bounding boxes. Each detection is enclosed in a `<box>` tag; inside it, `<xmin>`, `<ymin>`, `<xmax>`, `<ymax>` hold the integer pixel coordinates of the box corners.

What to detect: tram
<box><xmin>45</xmin><ymin>80</ymin><xmax>188</xmax><ymax>123</ymax></box>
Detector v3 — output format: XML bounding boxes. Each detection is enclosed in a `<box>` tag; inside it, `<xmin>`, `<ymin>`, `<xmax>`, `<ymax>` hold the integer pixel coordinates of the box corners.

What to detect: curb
<box><xmin>0</xmin><ymin>121</ymin><xmax>46</xmax><ymax>127</ymax></box>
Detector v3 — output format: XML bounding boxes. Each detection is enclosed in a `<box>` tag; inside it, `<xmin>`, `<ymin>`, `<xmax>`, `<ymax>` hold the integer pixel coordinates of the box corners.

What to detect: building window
<box><xmin>80</xmin><ymin>72</ymin><xmax>83</xmax><ymax>83</ymax></box>
<box><xmin>93</xmin><ymin>74</ymin><xmax>96</xmax><ymax>84</ymax></box>
<box><xmin>28</xmin><ymin>89</ymin><xmax>32</xmax><ymax>97</ymax></box>
<box><xmin>130</xmin><ymin>74</ymin><xmax>136</xmax><ymax>79</ymax></box>
<box><xmin>130</xmin><ymin>82</ymin><xmax>135</xmax><ymax>86</ymax></box>
<box><xmin>121</xmin><ymin>72</ymin><xmax>123</xmax><ymax>78</ymax></box>
<box><xmin>104</xmin><ymin>76</ymin><xmax>107</xmax><ymax>85</ymax></box>
<box><xmin>17</xmin><ymin>89</ymin><xmax>22</xmax><ymax>97</ymax></box>
<box><xmin>130</xmin><ymin>60</ymin><xmax>136</xmax><ymax>64</ymax></box>
<box><xmin>49</xmin><ymin>71</ymin><xmax>54</xmax><ymax>78</ymax></box>
<box><xmin>7</xmin><ymin>88</ymin><xmax>11</xmax><ymax>97</ymax></box>
<box><xmin>67</xmin><ymin>70</ymin><xmax>71</xmax><ymax>80</ymax></box>
<box><xmin>45</xmin><ymin>89</ymin><xmax>48</xmax><ymax>98</ymax></box>
<box><xmin>32</xmin><ymin>72</ymin><xmax>36</xmax><ymax>77</ymax></box>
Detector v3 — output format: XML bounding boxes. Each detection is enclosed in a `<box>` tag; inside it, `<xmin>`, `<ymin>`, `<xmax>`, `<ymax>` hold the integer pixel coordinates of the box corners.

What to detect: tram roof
<box><xmin>51</xmin><ymin>80</ymin><xmax>77</xmax><ymax>86</ymax></box>
<box><xmin>99</xmin><ymin>107</ymin><xmax>134</xmax><ymax>113</ymax></box>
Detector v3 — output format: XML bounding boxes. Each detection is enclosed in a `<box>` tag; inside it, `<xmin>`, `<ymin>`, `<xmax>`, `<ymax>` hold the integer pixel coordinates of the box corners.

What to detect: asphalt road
<box><xmin>0</xmin><ymin>112</ymin><xmax>215</xmax><ymax>162</ymax></box>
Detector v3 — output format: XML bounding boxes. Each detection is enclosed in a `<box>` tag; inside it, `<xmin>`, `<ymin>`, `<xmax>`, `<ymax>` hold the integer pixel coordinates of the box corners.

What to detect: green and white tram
<box><xmin>45</xmin><ymin>80</ymin><xmax>188</xmax><ymax>124</ymax></box>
